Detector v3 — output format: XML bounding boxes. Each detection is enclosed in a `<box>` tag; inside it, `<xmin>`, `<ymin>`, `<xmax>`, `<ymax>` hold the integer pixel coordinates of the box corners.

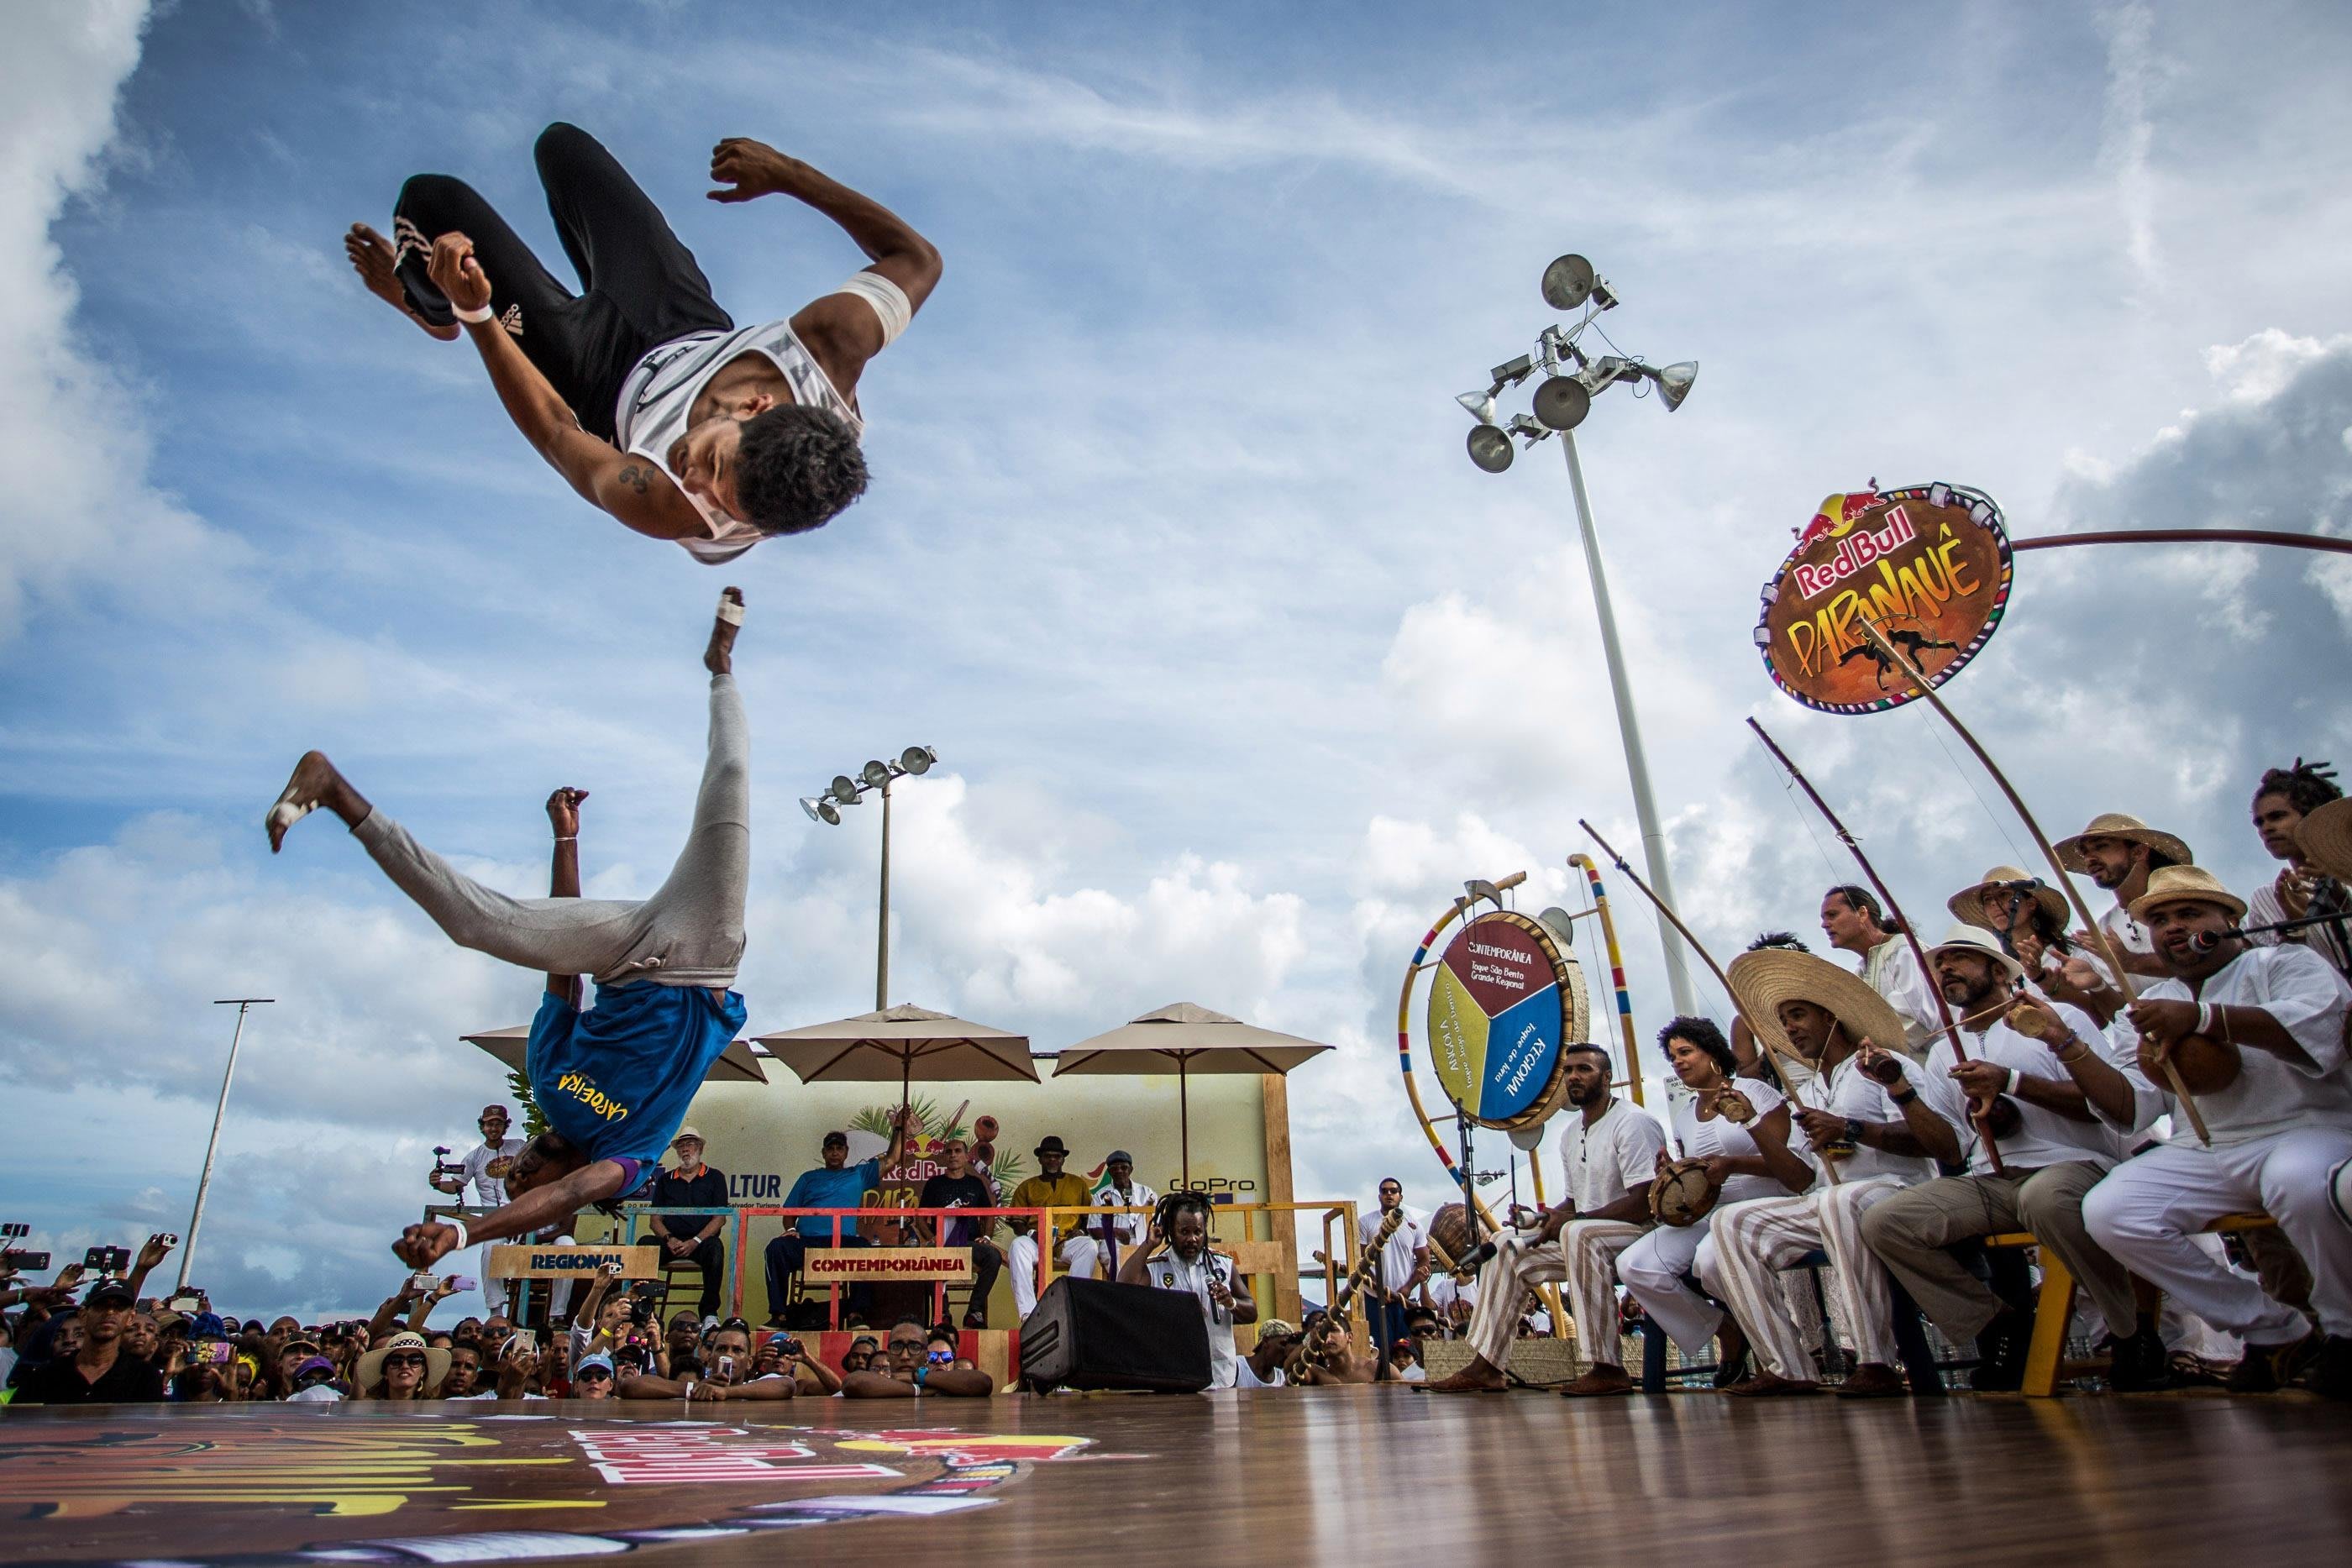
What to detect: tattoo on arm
<box><xmin>617</xmin><ymin>464</ymin><xmax>652</xmax><ymax>496</ymax></box>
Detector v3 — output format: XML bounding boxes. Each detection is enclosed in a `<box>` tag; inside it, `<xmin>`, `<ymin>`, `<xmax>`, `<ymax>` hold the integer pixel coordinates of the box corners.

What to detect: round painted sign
<box><xmin>1755</xmin><ymin>480</ymin><xmax>2013</xmax><ymax>715</ymax></box>
<box><xmin>1425</xmin><ymin>910</ymin><xmax>1589</xmax><ymax>1130</ymax></box>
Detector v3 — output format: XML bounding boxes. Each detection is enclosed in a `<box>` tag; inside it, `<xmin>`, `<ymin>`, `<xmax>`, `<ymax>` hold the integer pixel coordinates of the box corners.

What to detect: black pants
<box><xmin>767</xmin><ymin>1233</ymin><xmax>874</xmax><ymax>1321</ymax></box>
<box><xmin>657</xmin><ymin>1233</ymin><xmax>726</xmax><ymax>1319</ymax></box>
<box><xmin>393</xmin><ymin>122</ymin><xmax>732</xmax><ymax>440</ymax></box>
<box><xmin>965</xmin><ymin>1240</ymin><xmax>1005</xmax><ymax>1324</ymax></box>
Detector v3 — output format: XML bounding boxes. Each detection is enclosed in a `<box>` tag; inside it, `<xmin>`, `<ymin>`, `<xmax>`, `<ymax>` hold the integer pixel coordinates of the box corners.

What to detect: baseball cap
<box><xmin>81</xmin><ymin>1279</ymin><xmax>137</xmax><ymax>1310</ymax></box>
<box><xmin>291</xmin><ymin>1355</ymin><xmax>337</xmax><ymax>1382</ymax></box>
<box><xmin>575</xmin><ymin>1351</ymin><xmax>617</xmax><ymax>1378</ymax></box>
<box><xmin>189</xmin><ymin>1311</ymin><xmax>228</xmax><ymax>1338</ymax></box>
<box><xmin>822</xmin><ymin>1130</ymin><xmax>850</xmax><ymax>1148</ymax></box>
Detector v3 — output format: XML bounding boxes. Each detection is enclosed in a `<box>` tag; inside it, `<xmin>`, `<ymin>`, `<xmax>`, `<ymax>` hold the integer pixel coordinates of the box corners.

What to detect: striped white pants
<box><xmin>1466</xmin><ymin>1219</ymin><xmax>1646</xmax><ymax>1372</ymax></box>
<box><xmin>1709</xmin><ymin>1177</ymin><xmax>1905</xmax><ymax>1381</ymax></box>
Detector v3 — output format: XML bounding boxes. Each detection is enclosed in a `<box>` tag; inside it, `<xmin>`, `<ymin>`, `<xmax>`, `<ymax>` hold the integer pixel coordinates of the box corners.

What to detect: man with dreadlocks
<box><xmin>2247</xmin><ymin>760</ymin><xmax>2351</xmax><ymax>978</ymax></box>
<box><xmin>1119</xmin><ymin>1192</ymin><xmax>1255</xmax><ymax>1387</ymax></box>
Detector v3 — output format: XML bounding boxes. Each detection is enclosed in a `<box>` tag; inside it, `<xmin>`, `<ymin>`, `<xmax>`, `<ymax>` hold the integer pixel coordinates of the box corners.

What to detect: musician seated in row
<box><xmin>1857</xmin><ymin>924</ymin><xmax>2162</xmax><ymax>1391</ymax></box>
<box><xmin>1615</xmin><ymin>1017</ymin><xmax>1810</xmax><ymax>1392</ymax></box>
<box><xmin>1118</xmin><ymin>1190</ymin><xmax>1256</xmax><ymax>1388</ymax></box>
<box><xmin>1422</xmin><ymin>1043</ymin><xmax>1665</xmax><ymax>1394</ymax></box>
<box><xmin>1709</xmin><ymin>950</ymin><xmax>1969</xmax><ymax>1398</ymax></box>
<box><xmin>2082</xmin><ymin>868</ymin><xmax>2352</xmax><ymax>1397</ymax></box>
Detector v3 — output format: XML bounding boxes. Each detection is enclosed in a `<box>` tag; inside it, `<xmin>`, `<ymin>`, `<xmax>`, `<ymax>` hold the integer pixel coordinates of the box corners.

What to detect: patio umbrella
<box><xmin>1052</xmin><ymin>1002</ymin><xmax>1334</xmax><ymax>1188</ymax></box>
<box><xmin>753</xmin><ymin>1004</ymin><xmax>1037</xmax><ymax>1125</ymax></box>
<box><xmin>462</xmin><ymin>1025</ymin><xmax>771</xmax><ymax>1083</ymax></box>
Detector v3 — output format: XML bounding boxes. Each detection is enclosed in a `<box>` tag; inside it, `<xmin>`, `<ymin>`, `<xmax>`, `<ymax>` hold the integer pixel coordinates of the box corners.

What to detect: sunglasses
<box><xmin>382</xmin><ymin>1352</ymin><xmax>428</xmax><ymax>1369</ymax></box>
<box><xmin>575</xmin><ymin>1366</ymin><xmax>614</xmax><ymax>1382</ymax></box>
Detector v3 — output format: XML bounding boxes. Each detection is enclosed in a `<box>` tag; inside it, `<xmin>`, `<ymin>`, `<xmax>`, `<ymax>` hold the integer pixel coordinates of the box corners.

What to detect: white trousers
<box><xmin>469</xmin><ymin>1235</ymin><xmax>575</xmax><ymax>1322</ymax></box>
<box><xmin>1465</xmin><ymin>1220</ymin><xmax>1644</xmax><ymax>1371</ymax></box>
<box><xmin>2084</xmin><ymin>1126</ymin><xmax>2352</xmax><ymax>1342</ymax></box>
<box><xmin>1618</xmin><ymin>1216</ymin><xmax>1725</xmax><ymax>1357</ymax></box>
<box><xmin>1007</xmin><ymin>1234</ymin><xmax>1096</xmax><ymax>1318</ymax></box>
<box><xmin>1710</xmin><ymin>1176</ymin><xmax>1905</xmax><ymax>1381</ymax></box>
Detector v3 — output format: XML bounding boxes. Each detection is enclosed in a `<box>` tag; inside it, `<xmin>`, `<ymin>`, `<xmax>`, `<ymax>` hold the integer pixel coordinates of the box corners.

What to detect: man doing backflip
<box><xmin>347</xmin><ymin>124</ymin><xmax>941</xmax><ymax>562</ymax></box>
<box><xmin>265</xmin><ymin>591</ymin><xmax>754</xmax><ymax>1270</ymax></box>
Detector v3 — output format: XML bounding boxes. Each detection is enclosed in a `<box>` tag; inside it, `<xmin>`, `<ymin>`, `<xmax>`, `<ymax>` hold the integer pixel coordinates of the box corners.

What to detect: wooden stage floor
<box><xmin>5</xmin><ymin>1387</ymin><xmax>2349</xmax><ymax>1566</ymax></box>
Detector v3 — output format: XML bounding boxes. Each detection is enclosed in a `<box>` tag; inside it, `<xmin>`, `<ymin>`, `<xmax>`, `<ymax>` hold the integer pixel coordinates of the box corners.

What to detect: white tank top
<box><xmin>612</xmin><ymin>319</ymin><xmax>865</xmax><ymax>566</ymax></box>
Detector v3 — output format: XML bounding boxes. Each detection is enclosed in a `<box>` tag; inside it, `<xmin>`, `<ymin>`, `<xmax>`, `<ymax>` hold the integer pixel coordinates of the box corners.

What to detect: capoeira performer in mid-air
<box><xmin>345</xmin><ymin>123</ymin><xmax>941</xmax><ymax>563</ymax></box>
<box><xmin>265</xmin><ymin>591</ymin><xmax>756</xmax><ymax>1269</ymax></box>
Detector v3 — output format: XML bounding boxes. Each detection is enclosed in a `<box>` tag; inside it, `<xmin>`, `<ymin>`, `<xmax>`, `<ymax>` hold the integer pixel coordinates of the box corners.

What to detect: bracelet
<box><xmin>554</xmin><ymin>836</ymin><xmax>575</xmax><ymax>842</ymax></box>
<box><xmin>684</xmin><ymin>1380</ymin><xmax>698</xmax><ymax>1401</ymax></box>
<box><xmin>1890</xmin><ymin>1086</ymin><xmax>1918</xmax><ymax>1106</ymax></box>
<box><xmin>452</xmin><ymin>300</ymin><xmax>495</xmax><ymax>324</ymax></box>
<box><xmin>2197</xmin><ymin>1003</ymin><xmax>2218</xmax><ymax>1036</ymax></box>
<box><xmin>2055</xmin><ymin>1034</ymin><xmax>2091</xmax><ymax>1064</ymax></box>
<box><xmin>446</xmin><ymin>1217</ymin><xmax>470</xmax><ymax>1252</ymax></box>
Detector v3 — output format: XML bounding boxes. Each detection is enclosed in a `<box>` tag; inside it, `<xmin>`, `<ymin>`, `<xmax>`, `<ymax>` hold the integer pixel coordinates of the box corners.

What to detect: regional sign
<box><xmin>1425</xmin><ymin>910</ymin><xmax>1588</xmax><ymax>1130</ymax></box>
<box><xmin>1756</xmin><ymin>481</ymin><xmax>2013</xmax><ymax>715</ymax></box>
<box><xmin>484</xmin><ymin>1244</ymin><xmax>660</xmax><ymax>1279</ymax></box>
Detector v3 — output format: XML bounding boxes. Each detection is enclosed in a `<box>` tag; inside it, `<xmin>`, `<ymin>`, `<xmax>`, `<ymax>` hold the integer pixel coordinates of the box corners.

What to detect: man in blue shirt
<box><xmin>268</xmin><ymin>591</ymin><xmax>759</xmax><ymax>1273</ymax></box>
<box><xmin>764</xmin><ymin>1120</ymin><xmax>909</xmax><ymax>1325</ymax></box>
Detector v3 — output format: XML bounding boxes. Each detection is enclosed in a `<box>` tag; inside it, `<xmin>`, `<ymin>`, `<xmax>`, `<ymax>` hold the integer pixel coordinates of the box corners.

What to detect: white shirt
<box><xmin>1940</xmin><ymin>1003</ymin><xmax>2133</xmax><ymax>1172</ymax></box>
<box><xmin>463</xmin><ymin>1139</ymin><xmax>526</xmax><ymax>1208</ymax></box>
<box><xmin>1862</xmin><ymin>937</ymin><xmax>1940</xmax><ymax>1055</ymax></box>
<box><xmin>1672</xmin><ymin>1078</ymin><xmax>1798</xmax><ymax>1207</ymax></box>
<box><xmin>1423</xmin><ymin>1272</ymin><xmax>1478</xmax><ymax>1314</ymax></box>
<box><xmin>1233</xmin><ymin>1353</ymin><xmax>1287</xmax><ymax>1389</ymax></box>
<box><xmin>610</xmin><ymin>301</ymin><xmax>886</xmax><ymax>565</ymax></box>
<box><xmin>1557</xmin><ymin>1099</ymin><xmax>1671</xmax><ymax>1212</ymax></box>
<box><xmin>1358</xmin><ymin>1204</ymin><xmax>1430</xmax><ymax>1295</ymax></box>
<box><xmin>1785</xmin><ymin>1048</ymin><xmax>1969</xmax><ymax>1184</ymax></box>
<box><xmin>2136</xmin><ymin>945</ymin><xmax>2352</xmax><ymax>1144</ymax></box>
<box><xmin>2248</xmin><ymin>874</ymin><xmax>2352</xmax><ymax>973</ymax></box>
<box><xmin>1088</xmin><ymin>1180</ymin><xmax>1160</xmax><ymax>1249</ymax></box>
<box><xmin>1142</xmin><ymin>1247</ymin><xmax>1239</xmax><ymax>1388</ymax></box>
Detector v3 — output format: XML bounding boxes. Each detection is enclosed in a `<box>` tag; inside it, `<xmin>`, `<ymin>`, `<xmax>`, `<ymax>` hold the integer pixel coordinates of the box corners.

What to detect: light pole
<box><xmin>182</xmin><ymin>998</ymin><xmax>271</xmax><ymax>1292</ymax></box>
<box><xmin>1456</xmin><ymin>254</ymin><xmax>1702</xmax><ymax>1016</ymax></box>
<box><xmin>802</xmin><ymin>747</ymin><xmax>937</xmax><ymax>1009</ymax></box>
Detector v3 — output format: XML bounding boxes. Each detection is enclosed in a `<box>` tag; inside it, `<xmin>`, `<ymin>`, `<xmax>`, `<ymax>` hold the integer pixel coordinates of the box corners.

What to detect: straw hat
<box><xmin>2127</xmin><ymin>864</ymin><xmax>2247</xmax><ymax>923</ymax></box>
<box><xmin>1922</xmin><ymin>922</ymin><xmax>2026</xmax><ymax>986</ymax></box>
<box><xmin>354</xmin><ymin>1329</ymin><xmax>450</xmax><ymax>1392</ymax></box>
<box><xmin>2055</xmin><ymin>812</ymin><xmax>2193</xmax><ymax>873</ymax></box>
<box><xmin>1947</xmin><ymin>867</ymin><xmax>2070</xmax><ymax>934</ymax></box>
<box><xmin>1726</xmin><ymin>948</ymin><xmax>1908</xmax><ymax>1063</ymax></box>
<box><xmin>2298</xmin><ymin>798</ymin><xmax>2352</xmax><ymax>884</ymax></box>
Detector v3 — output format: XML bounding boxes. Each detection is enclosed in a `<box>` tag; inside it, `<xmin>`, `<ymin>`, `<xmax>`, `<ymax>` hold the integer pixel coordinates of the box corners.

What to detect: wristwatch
<box><xmin>1890</xmin><ymin>1086</ymin><xmax>1918</xmax><ymax>1107</ymax></box>
<box><xmin>1844</xmin><ymin>1117</ymin><xmax>1865</xmax><ymax>1145</ymax></box>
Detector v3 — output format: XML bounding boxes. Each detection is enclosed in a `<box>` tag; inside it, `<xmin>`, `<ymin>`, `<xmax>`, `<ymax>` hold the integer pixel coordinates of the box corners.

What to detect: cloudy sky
<box><xmin>4</xmin><ymin>0</ymin><xmax>2349</xmax><ymax>1314</ymax></box>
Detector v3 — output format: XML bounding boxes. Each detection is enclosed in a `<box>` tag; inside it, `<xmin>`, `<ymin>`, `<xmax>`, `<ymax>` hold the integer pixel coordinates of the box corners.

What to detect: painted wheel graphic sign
<box><xmin>1755</xmin><ymin>480</ymin><xmax>2013</xmax><ymax>715</ymax></box>
<box><xmin>1425</xmin><ymin>910</ymin><xmax>1588</xmax><ymax>1130</ymax></box>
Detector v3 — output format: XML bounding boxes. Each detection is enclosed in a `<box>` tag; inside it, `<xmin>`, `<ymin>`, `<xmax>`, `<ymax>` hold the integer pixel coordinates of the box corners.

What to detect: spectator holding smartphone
<box><xmin>619</xmin><ymin>1320</ymin><xmax>796</xmax><ymax>1402</ymax></box>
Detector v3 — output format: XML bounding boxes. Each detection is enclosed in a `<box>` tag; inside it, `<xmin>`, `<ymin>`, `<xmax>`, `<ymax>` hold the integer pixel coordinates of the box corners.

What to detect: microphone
<box><xmin>1452</xmin><ymin>1240</ymin><xmax>1498</xmax><ymax>1276</ymax></box>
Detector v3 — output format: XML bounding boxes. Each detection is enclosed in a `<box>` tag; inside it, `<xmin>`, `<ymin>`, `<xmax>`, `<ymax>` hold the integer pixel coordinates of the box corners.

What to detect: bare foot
<box><xmin>1419</xmin><ymin>1357</ymin><xmax>1509</xmax><ymax>1393</ymax></box>
<box><xmin>706</xmin><ymin>587</ymin><xmax>744</xmax><ymax>675</ymax></box>
<box><xmin>266</xmin><ymin>751</ymin><xmax>371</xmax><ymax>852</ymax></box>
<box><xmin>345</xmin><ymin>223</ymin><xmax>459</xmax><ymax>341</ymax></box>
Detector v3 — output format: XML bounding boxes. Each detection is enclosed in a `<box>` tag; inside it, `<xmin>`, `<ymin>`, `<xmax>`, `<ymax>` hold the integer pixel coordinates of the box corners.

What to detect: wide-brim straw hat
<box><xmin>2055</xmin><ymin>812</ymin><xmax>2193</xmax><ymax>873</ymax></box>
<box><xmin>2298</xmin><ymin>798</ymin><xmax>2352</xmax><ymax>884</ymax></box>
<box><xmin>2127</xmin><ymin>864</ymin><xmax>2247</xmax><ymax>923</ymax></box>
<box><xmin>354</xmin><ymin>1330</ymin><xmax>450</xmax><ymax>1392</ymax></box>
<box><xmin>1948</xmin><ymin>867</ymin><xmax>2071</xmax><ymax>933</ymax></box>
<box><xmin>1727</xmin><ymin>948</ymin><xmax>1909</xmax><ymax>1064</ymax></box>
<box><xmin>1923</xmin><ymin>922</ymin><xmax>2027</xmax><ymax>986</ymax></box>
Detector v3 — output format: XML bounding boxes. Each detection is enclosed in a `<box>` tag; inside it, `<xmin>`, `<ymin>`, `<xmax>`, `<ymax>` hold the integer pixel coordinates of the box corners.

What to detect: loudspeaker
<box><xmin>1018</xmin><ymin>1276</ymin><xmax>1211</xmax><ymax>1392</ymax></box>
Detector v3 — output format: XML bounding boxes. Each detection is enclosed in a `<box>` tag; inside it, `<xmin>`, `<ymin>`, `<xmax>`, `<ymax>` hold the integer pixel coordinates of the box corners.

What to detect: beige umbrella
<box><xmin>753</xmin><ymin>1004</ymin><xmax>1037</xmax><ymax>1122</ymax></box>
<box><xmin>1053</xmin><ymin>1002</ymin><xmax>1334</xmax><ymax>1188</ymax></box>
<box><xmin>462</xmin><ymin>1025</ymin><xmax>771</xmax><ymax>1084</ymax></box>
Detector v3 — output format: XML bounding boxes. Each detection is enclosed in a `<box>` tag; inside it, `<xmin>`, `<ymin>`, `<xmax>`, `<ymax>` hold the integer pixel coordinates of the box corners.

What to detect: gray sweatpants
<box><xmin>1858</xmin><ymin>1162</ymin><xmax>2133</xmax><ymax>1343</ymax></box>
<box><xmin>352</xmin><ymin>674</ymin><xmax>748</xmax><ymax>988</ymax></box>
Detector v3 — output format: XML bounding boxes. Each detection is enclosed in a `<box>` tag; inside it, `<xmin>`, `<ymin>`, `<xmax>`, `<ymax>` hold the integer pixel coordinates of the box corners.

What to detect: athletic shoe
<box><xmin>1970</xmin><ymin>1309</ymin><xmax>2030</xmax><ymax>1392</ymax></box>
<box><xmin>2299</xmin><ymin>1335</ymin><xmax>2352</xmax><ymax>1401</ymax></box>
<box><xmin>2104</xmin><ymin>1325</ymin><xmax>2173</xmax><ymax>1392</ymax></box>
<box><xmin>2227</xmin><ymin>1330</ymin><xmax>2320</xmax><ymax>1393</ymax></box>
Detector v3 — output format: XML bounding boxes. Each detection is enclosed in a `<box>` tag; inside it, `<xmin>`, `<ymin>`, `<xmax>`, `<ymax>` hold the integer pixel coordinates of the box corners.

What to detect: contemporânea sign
<box><xmin>1424</xmin><ymin>910</ymin><xmax>1588</xmax><ymax>1130</ymax></box>
<box><xmin>1756</xmin><ymin>481</ymin><xmax>2013</xmax><ymax>715</ymax></box>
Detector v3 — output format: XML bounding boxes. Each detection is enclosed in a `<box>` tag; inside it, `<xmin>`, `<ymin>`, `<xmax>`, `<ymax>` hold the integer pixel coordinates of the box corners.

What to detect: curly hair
<box><xmin>733</xmin><ymin>404</ymin><xmax>869</xmax><ymax>536</ymax></box>
<box><xmin>2253</xmin><ymin>758</ymin><xmax>2342</xmax><ymax>816</ymax></box>
<box><xmin>1746</xmin><ymin>930</ymin><xmax>1810</xmax><ymax>953</ymax></box>
<box><xmin>1657</xmin><ymin>1015</ymin><xmax>1738</xmax><ymax>1078</ymax></box>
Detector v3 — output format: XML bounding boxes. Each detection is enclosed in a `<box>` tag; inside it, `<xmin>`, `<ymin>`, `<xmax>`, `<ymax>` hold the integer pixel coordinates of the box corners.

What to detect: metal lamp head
<box><xmin>1455</xmin><ymin>389</ymin><xmax>1499</xmax><ymax>425</ymax></box>
<box><xmin>899</xmin><ymin>745</ymin><xmax>936</xmax><ymax>776</ymax></box>
<box><xmin>801</xmin><ymin>795</ymin><xmax>843</xmax><ymax>826</ymax></box>
<box><xmin>860</xmin><ymin>760</ymin><xmax>893</xmax><ymax>790</ymax></box>
<box><xmin>798</xmin><ymin>795</ymin><xmax>827</xmax><ymax>824</ymax></box>
<box><xmin>1531</xmin><ymin>375</ymin><xmax>1591</xmax><ymax>433</ymax></box>
<box><xmin>830</xmin><ymin>774</ymin><xmax>860</xmax><ymax>804</ymax></box>
<box><xmin>1541</xmin><ymin>254</ymin><xmax>1597</xmax><ymax>312</ymax></box>
<box><xmin>1466</xmin><ymin>422</ymin><xmax>1515</xmax><ymax>474</ymax></box>
<box><xmin>1652</xmin><ymin>360</ymin><xmax>1698</xmax><ymax>412</ymax></box>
